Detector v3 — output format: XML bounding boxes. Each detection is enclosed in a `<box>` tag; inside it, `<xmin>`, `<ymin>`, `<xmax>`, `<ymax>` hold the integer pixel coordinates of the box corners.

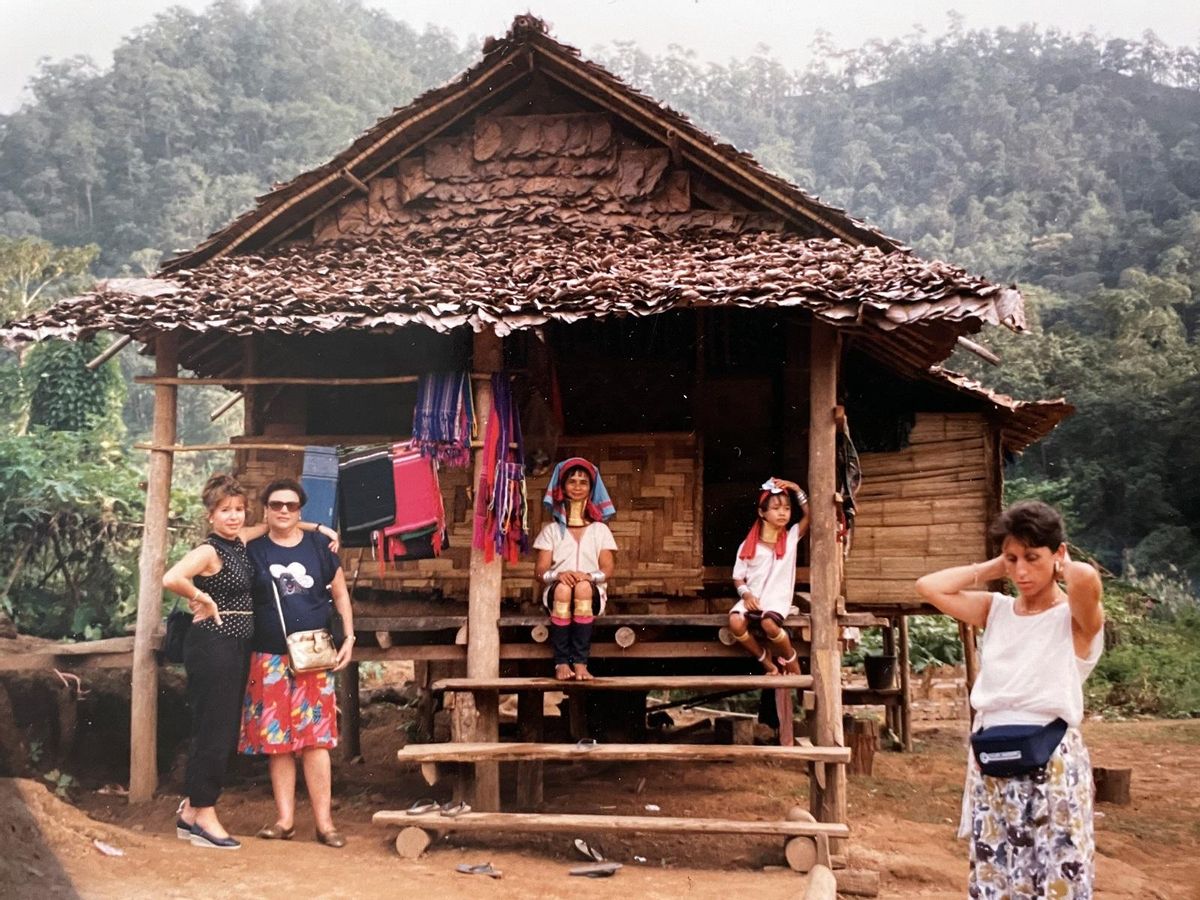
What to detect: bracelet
<box><xmin>590</xmin><ymin>571</ymin><xmax>606</xmax><ymax>584</ymax></box>
<box><xmin>736</xmin><ymin>584</ymin><xmax>751</xmax><ymax>598</ymax></box>
<box><xmin>541</xmin><ymin>571</ymin><xmax>556</xmax><ymax>585</ymax></box>
<box><xmin>343</xmin><ymin>634</ymin><xmax>356</xmax><ymax>643</ymax></box>
<box><xmin>191</xmin><ymin>588</ymin><xmax>204</xmax><ymax>602</ymax></box>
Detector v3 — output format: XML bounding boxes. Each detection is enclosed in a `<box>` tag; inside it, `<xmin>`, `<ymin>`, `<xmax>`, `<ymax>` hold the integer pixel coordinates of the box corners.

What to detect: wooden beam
<box><xmin>956</xmin><ymin>335</ymin><xmax>1001</xmax><ymax>366</ymax></box>
<box><xmin>135</xmin><ymin>375</ymin><xmax>424</xmax><ymax>386</ymax></box>
<box><xmin>465</xmin><ymin>327</ymin><xmax>504</xmax><ymax>810</ymax></box>
<box><xmin>396</xmin><ymin>742</ymin><xmax>851</xmax><ymax>764</ymax></box>
<box><xmin>85</xmin><ymin>334</ymin><xmax>133</xmax><ymax>370</ymax></box>
<box><xmin>433</xmin><ymin>675</ymin><xmax>813</xmax><ymax>692</ymax></box>
<box><xmin>372</xmin><ymin>809</ymin><xmax>850</xmax><ymax>839</ymax></box>
<box><xmin>807</xmin><ymin>319</ymin><xmax>846</xmax><ymax>831</ymax></box>
<box><xmin>130</xmin><ymin>333</ymin><xmax>178</xmax><ymax>803</ymax></box>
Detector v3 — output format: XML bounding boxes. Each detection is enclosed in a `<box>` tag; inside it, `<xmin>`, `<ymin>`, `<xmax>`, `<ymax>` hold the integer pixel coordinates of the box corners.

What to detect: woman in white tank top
<box><xmin>916</xmin><ymin>500</ymin><xmax>1104</xmax><ymax>899</ymax></box>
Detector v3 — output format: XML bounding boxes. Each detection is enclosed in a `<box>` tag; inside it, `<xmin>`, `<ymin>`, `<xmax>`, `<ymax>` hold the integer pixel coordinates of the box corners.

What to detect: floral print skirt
<box><xmin>966</xmin><ymin>726</ymin><xmax>1095</xmax><ymax>899</ymax></box>
<box><xmin>238</xmin><ymin>652</ymin><xmax>338</xmax><ymax>755</ymax></box>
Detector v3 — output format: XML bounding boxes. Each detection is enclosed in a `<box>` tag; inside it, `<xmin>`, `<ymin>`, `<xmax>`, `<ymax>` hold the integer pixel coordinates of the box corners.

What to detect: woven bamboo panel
<box><xmin>236</xmin><ymin>433</ymin><xmax>703</xmax><ymax>601</ymax></box>
<box><xmin>845</xmin><ymin>413</ymin><xmax>991</xmax><ymax>609</ymax></box>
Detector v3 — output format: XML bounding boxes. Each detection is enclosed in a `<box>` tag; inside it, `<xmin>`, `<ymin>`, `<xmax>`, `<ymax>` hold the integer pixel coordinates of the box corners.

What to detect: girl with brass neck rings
<box><xmin>916</xmin><ymin>500</ymin><xmax>1104</xmax><ymax>897</ymax></box>
<box><xmin>729</xmin><ymin>478</ymin><xmax>810</xmax><ymax>675</ymax></box>
<box><xmin>533</xmin><ymin>458</ymin><xmax>617</xmax><ymax>681</ymax></box>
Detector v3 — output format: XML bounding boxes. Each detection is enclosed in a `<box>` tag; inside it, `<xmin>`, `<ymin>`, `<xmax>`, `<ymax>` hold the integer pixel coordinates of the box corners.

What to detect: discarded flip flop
<box><xmin>570</xmin><ymin>862</ymin><xmax>623</xmax><ymax>878</ymax></box>
<box><xmin>456</xmin><ymin>862</ymin><xmax>502</xmax><ymax>878</ymax></box>
<box><xmin>405</xmin><ymin>798</ymin><xmax>440</xmax><ymax>815</ymax></box>
<box><xmin>574</xmin><ymin>738</ymin><xmax>598</xmax><ymax>752</ymax></box>
<box><xmin>440</xmin><ymin>800</ymin><xmax>471</xmax><ymax>818</ymax></box>
<box><xmin>573</xmin><ymin>838</ymin><xmax>605</xmax><ymax>862</ymax></box>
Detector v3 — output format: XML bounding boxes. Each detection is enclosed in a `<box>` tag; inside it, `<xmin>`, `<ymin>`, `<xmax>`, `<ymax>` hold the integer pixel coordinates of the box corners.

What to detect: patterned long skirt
<box><xmin>966</xmin><ymin>727</ymin><xmax>1095</xmax><ymax>899</ymax></box>
<box><xmin>238</xmin><ymin>652</ymin><xmax>338</xmax><ymax>755</ymax></box>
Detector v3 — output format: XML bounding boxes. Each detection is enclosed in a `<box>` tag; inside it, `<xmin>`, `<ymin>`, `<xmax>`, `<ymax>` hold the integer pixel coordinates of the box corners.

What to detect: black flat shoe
<box><xmin>189</xmin><ymin>824</ymin><xmax>241</xmax><ymax>850</ymax></box>
<box><xmin>315</xmin><ymin>829</ymin><xmax>347</xmax><ymax>848</ymax></box>
<box><xmin>257</xmin><ymin>823</ymin><xmax>296</xmax><ymax>840</ymax></box>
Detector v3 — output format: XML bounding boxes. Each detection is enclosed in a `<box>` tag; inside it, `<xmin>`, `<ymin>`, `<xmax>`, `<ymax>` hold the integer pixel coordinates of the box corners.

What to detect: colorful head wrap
<box><xmin>542</xmin><ymin>457</ymin><xmax>615</xmax><ymax>534</ymax></box>
<box><xmin>738</xmin><ymin>479</ymin><xmax>792</xmax><ymax>560</ymax></box>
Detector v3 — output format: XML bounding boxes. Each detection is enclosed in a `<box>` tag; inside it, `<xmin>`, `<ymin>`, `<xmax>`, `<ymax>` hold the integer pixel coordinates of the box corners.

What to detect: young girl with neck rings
<box><xmin>532</xmin><ymin>458</ymin><xmax>617</xmax><ymax>681</ymax></box>
<box><xmin>729</xmin><ymin>477</ymin><xmax>810</xmax><ymax>675</ymax></box>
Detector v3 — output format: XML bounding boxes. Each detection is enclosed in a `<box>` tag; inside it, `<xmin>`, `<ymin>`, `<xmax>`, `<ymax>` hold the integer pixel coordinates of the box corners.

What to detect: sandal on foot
<box><xmin>189</xmin><ymin>824</ymin><xmax>240</xmax><ymax>850</ymax></box>
<box><xmin>315</xmin><ymin>829</ymin><xmax>347</xmax><ymax>848</ymax></box>
<box><xmin>175</xmin><ymin>799</ymin><xmax>193</xmax><ymax>840</ymax></box>
<box><xmin>456</xmin><ymin>862</ymin><xmax>502</xmax><ymax>878</ymax></box>
<box><xmin>570</xmin><ymin>862</ymin><xmax>623</xmax><ymax>877</ymax></box>
<box><xmin>256</xmin><ymin>823</ymin><xmax>296</xmax><ymax>840</ymax></box>
<box><xmin>405</xmin><ymin>798</ymin><xmax>439</xmax><ymax>815</ymax></box>
<box><xmin>440</xmin><ymin>800</ymin><xmax>471</xmax><ymax>818</ymax></box>
<box><xmin>573</xmin><ymin>838</ymin><xmax>605</xmax><ymax>862</ymax></box>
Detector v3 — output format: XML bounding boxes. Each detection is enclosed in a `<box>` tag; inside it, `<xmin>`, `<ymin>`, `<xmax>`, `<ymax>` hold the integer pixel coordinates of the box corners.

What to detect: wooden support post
<box><xmin>806</xmin><ymin>320</ymin><xmax>846</xmax><ymax>831</ymax></box>
<box><xmin>242</xmin><ymin>335</ymin><xmax>259</xmax><ymax>436</ymax></box>
<box><xmin>881</xmin><ymin>619</ymin><xmax>898</xmax><ymax>737</ymax></box>
<box><xmin>515</xmin><ymin>691</ymin><xmax>544</xmax><ymax>809</ymax></box>
<box><xmin>898</xmin><ymin>614</ymin><xmax>912</xmax><ymax>752</ymax></box>
<box><xmin>129</xmin><ymin>333</ymin><xmax>178</xmax><ymax>802</ymax></box>
<box><xmin>959</xmin><ymin>621</ymin><xmax>981</xmax><ymax>725</ymax></box>
<box><xmin>336</xmin><ymin>661</ymin><xmax>361</xmax><ymax>761</ymax></box>
<box><xmin>466</xmin><ymin>328</ymin><xmax>503</xmax><ymax>811</ymax></box>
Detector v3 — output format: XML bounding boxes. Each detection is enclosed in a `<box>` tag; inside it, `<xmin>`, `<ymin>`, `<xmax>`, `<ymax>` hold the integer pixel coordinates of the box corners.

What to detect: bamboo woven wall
<box><xmin>234</xmin><ymin>432</ymin><xmax>703</xmax><ymax>603</ymax></box>
<box><xmin>844</xmin><ymin>412</ymin><xmax>994</xmax><ymax>607</ymax></box>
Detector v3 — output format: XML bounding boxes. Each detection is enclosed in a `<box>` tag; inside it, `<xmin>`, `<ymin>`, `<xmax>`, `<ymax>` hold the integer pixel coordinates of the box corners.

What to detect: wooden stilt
<box><xmin>959</xmin><ymin>621</ymin><xmax>980</xmax><ymax>725</ymax></box>
<box><xmin>466</xmin><ymin>328</ymin><xmax>504</xmax><ymax>810</ymax></box>
<box><xmin>336</xmin><ymin>661</ymin><xmax>361</xmax><ymax>761</ymax></box>
<box><xmin>898</xmin><ymin>615</ymin><xmax>912</xmax><ymax>752</ymax></box>
<box><xmin>806</xmin><ymin>320</ymin><xmax>846</xmax><ymax>831</ymax></box>
<box><xmin>515</xmin><ymin>691</ymin><xmax>544</xmax><ymax>809</ymax></box>
<box><xmin>129</xmin><ymin>333</ymin><xmax>178</xmax><ymax>802</ymax></box>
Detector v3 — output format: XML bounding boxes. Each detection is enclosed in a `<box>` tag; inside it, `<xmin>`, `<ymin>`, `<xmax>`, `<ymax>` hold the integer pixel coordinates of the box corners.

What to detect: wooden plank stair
<box><xmin>397</xmin><ymin>741</ymin><xmax>850</xmax><ymax>764</ymax></box>
<box><xmin>431</xmin><ymin>674</ymin><xmax>812</xmax><ymax>692</ymax></box>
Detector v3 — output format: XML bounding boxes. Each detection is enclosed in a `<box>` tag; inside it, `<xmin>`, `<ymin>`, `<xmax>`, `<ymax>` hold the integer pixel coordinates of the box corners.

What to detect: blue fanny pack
<box><xmin>970</xmin><ymin>718</ymin><xmax>1068</xmax><ymax>777</ymax></box>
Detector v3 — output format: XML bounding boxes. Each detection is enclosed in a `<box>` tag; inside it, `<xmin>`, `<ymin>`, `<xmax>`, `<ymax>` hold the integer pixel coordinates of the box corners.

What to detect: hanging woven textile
<box><xmin>472</xmin><ymin>373</ymin><xmax>529</xmax><ymax>564</ymax></box>
<box><xmin>411</xmin><ymin>372</ymin><xmax>476</xmax><ymax>468</ymax></box>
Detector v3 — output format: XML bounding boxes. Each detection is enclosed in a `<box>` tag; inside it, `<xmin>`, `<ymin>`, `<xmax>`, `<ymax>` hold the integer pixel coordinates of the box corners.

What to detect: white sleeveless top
<box><xmin>970</xmin><ymin>593</ymin><xmax>1103</xmax><ymax>730</ymax></box>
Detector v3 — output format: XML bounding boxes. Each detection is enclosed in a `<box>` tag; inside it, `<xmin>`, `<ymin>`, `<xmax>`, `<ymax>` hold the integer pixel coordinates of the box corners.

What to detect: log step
<box><xmin>373</xmin><ymin>809</ymin><xmax>850</xmax><ymax>839</ymax></box>
<box><xmin>397</xmin><ymin>741</ymin><xmax>851</xmax><ymax>764</ymax></box>
<box><xmin>432</xmin><ymin>674</ymin><xmax>812</xmax><ymax>692</ymax></box>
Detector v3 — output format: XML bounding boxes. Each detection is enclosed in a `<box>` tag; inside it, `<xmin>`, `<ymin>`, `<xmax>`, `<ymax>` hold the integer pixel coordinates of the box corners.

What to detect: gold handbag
<box><xmin>273</xmin><ymin>583</ymin><xmax>338</xmax><ymax>673</ymax></box>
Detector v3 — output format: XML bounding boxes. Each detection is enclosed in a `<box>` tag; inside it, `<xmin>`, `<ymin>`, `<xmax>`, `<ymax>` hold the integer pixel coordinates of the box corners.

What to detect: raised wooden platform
<box><xmin>356</xmin><ymin>612</ymin><xmax>885</xmax><ymax>632</ymax></box>
<box><xmin>432</xmin><ymin>674</ymin><xmax>812</xmax><ymax>692</ymax></box>
<box><xmin>397</xmin><ymin>741</ymin><xmax>850</xmax><ymax>764</ymax></box>
<box><xmin>373</xmin><ymin>809</ymin><xmax>850</xmax><ymax>839</ymax></box>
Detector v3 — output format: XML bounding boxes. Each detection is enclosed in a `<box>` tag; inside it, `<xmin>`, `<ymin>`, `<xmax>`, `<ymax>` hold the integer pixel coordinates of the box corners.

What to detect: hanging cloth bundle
<box><xmin>373</xmin><ymin>441</ymin><xmax>447</xmax><ymax>570</ymax></box>
<box><xmin>412</xmin><ymin>372</ymin><xmax>476</xmax><ymax>468</ymax></box>
<box><xmin>472</xmin><ymin>373</ymin><xmax>529</xmax><ymax>564</ymax></box>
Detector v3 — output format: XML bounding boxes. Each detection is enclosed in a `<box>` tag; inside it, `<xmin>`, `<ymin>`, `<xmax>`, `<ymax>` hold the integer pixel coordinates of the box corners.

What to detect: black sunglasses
<box><xmin>266</xmin><ymin>500</ymin><xmax>302</xmax><ymax>512</ymax></box>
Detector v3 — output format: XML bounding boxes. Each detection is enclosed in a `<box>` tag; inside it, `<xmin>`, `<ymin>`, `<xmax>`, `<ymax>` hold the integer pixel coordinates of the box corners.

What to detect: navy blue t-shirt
<box><xmin>247</xmin><ymin>531</ymin><xmax>340</xmax><ymax>655</ymax></box>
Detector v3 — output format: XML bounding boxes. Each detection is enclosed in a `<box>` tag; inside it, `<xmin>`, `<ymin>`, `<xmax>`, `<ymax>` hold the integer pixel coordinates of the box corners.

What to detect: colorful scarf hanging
<box><xmin>472</xmin><ymin>373</ymin><xmax>529</xmax><ymax>564</ymax></box>
<box><xmin>412</xmin><ymin>372</ymin><xmax>476</xmax><ymax>468</ymax></box>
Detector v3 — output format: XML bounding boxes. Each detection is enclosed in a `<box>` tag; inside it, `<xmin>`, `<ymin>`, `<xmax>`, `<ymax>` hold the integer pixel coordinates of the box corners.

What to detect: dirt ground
<box><xmin>1</xmin><ymin>675</ymin><xmax>1198</xmax><ymax>899</ymax></box>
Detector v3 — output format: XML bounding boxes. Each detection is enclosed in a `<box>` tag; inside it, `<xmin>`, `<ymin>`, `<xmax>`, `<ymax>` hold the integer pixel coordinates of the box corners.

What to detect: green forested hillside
<box><xmin>1</xmin><ymin>4</ymin><xmax>1198</xmax><ymax>615</ymax></box>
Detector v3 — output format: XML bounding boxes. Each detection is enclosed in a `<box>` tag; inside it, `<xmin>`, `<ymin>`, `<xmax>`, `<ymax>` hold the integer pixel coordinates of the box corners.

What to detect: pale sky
<box><xmin>3</xmin><ymin>0</ymin><xmax>1199</xmax><ymax>113</ymax></box>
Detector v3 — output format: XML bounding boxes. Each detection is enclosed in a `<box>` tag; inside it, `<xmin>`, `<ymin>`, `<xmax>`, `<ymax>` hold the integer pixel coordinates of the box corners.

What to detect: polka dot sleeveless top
<box><xmin>193</xmin><ymin>534</ymin><xmax>255</xmax><ymax>640</ymax></box>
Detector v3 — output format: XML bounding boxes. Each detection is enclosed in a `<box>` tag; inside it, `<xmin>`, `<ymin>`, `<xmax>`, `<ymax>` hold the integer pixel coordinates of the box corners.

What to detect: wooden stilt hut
<box><xmin>2</xmin><ymin>15</ymin><xmax>1071</xmax><ymax>864</ymax></box>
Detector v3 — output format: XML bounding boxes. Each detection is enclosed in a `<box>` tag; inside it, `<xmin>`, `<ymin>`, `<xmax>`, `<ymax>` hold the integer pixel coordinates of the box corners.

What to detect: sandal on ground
<box><xmin>189</xmin><ymin>823</ymin><xmax>241</xmax><ymax>850</ymax></box>
<box><xmin>573</xmin><ymin>738</ymin><xmax>599</xmax><ymax>752</ymax></box>
<box><xmin>315</xmin><ymin>829</ymin><xmax>347</xmax><ymax>848</ymax></box>
<box><xmin>440</xmin><ymin>800</ymin><xmax>471</xmax><ymax>818</ymax></box>
<box><xmin>256</xmin><ymin>822</ymin><xmax>296</xmax><ymax>840</ymax></box>
<box><xmin>570</xmin><ymin>862</ymin><xmax>623</xmax><ymax>877</ymax></box>
<box><xmin>456</xmin><ymin>862</ymin><xmax>502</xmax><ymax>878</ymax></box>
<box><xmin>405</xmin><ymin>798</ymin><xmax>440</xmax><ymax>815</ymax></box>
<box><xmin>573</xmin><ymin>838</ymin><xmax>605</xmax><ymax>862</ymax></box>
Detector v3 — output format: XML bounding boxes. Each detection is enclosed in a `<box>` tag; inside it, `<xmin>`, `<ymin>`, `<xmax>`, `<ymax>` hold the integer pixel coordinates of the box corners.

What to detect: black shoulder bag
<box><xmin>164</xmin><ymin>598</ymin><xmax>191</xmax><ymax>664</ymax></box>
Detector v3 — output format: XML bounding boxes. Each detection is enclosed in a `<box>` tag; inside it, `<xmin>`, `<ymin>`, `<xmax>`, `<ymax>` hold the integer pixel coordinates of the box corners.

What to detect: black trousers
<box><xmin>183</xmin><ymin>626</ymin><xmax>251</xmax><ymax>808</ymax></box>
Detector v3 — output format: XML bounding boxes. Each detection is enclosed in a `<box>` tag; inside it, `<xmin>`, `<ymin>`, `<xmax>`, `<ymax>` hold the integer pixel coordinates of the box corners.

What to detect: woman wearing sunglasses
<box><xmin>163</xmin><ymin>473</ymin><xmax>337</xmax><ymax>850</ymax></box>
<box><xmin>238</xmin><ymin>478</ymin><xmax>355</xmax><ymax>848</ymax></box>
